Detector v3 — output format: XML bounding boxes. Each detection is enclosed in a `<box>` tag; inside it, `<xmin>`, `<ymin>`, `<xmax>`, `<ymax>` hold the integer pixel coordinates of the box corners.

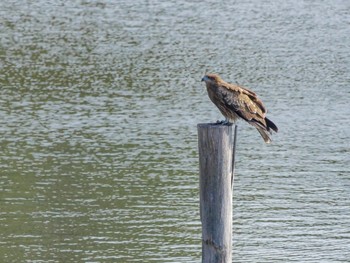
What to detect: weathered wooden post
<box><xmin>197</xmin><ymin>123</ymin><xmax>236</xmax><ymax>263</ymax></box>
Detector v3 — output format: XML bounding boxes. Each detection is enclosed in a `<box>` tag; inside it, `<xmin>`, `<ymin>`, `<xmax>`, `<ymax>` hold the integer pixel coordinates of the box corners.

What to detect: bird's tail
<box><xmin>252</xmin><ymin>117</ymin><xmax>278</xmax><ymax>144</ymax></box>
<box><xmin>255</xmin><ymin>125</ymin><xmax>272</xmax><ymax>144</ymax></box>
<box><xmin>265</xmin><ymin>117</ymin><xmax>278</xmax><ymax>133</ymax></box>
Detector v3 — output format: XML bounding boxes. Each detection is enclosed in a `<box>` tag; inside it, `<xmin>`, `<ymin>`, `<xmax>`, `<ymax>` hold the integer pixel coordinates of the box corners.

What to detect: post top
<box><xmin>197</xmin><ymin>122</ymin><xmax>233</xmax><ymax>129</ymax></box>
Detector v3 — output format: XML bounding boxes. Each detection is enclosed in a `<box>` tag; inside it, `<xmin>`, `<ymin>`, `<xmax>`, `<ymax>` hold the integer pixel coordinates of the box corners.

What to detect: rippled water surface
<box><xmin>1</xmin><ymin>0</ymin><xmax>350</xmax><ymax>262</ymax></box>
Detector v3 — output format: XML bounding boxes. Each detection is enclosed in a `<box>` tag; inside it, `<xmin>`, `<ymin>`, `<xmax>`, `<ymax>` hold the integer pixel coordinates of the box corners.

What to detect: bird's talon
<box><xmin>215</xmin><ymin>120</ymin><xmax>231</xmax><ymax>125</ymax></box>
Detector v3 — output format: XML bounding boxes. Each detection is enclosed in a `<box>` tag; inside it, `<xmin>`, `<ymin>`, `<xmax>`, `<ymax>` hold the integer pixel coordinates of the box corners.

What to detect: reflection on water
<box><xmin>1</xmin><ymin>0</ymin><xmax>350</xmax><ymax>262</ymax></box>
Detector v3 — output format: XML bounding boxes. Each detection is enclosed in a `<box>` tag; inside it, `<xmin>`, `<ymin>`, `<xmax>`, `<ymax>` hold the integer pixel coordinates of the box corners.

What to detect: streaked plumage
<box><xmin>202</xmin><ymin>73</ymin><xmax>278</xmax><ymax>143</ymax></box>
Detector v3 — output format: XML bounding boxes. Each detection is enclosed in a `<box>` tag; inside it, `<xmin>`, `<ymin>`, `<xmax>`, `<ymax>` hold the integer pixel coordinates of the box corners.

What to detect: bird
<box><xmin>201</xmin><ymin>73</ymin><xmax>278</xmax><ymax>143</ymax></box>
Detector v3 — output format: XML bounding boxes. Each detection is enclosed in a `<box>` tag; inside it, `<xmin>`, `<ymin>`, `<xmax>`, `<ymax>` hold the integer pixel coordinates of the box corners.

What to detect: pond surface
<box><xmin>0</xmin><ymin>0</ymin><xmax>349</xmax><ymax>262</ymax></box>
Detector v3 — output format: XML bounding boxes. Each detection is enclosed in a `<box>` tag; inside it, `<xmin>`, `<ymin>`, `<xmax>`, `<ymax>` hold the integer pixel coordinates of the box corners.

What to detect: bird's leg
<box><xmin>223</xmin><ymin>118</ymin><xmax>231</xmax><ymax>125</ymax></box>
<box><xmin>216</xmin><ymin>118</ymin><xmax>232</xmax><ymax>125</ymax></box>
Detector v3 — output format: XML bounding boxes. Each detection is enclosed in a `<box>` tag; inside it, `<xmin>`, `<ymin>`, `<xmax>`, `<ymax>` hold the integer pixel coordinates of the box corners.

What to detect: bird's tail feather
<box><xmin>250</xmin><ymin>117</ymin><xmax>278</xmax><ymax>143</ymax></box>
<box><xmin>255</xmin><ymin>126</ymin><xmax>272</xmax><ymax>144</ymax></box>
<box><xmin>265</xmin><ymin>117</ymin><xmax>278</xmax><ymax>133</ymax></box>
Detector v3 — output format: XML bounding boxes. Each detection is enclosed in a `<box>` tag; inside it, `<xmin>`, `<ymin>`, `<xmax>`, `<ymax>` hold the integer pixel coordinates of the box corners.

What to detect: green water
<box><xmin>1</xmin><ymin>0</ymin><xmax>349</xmax><ymax>262</ymax></box>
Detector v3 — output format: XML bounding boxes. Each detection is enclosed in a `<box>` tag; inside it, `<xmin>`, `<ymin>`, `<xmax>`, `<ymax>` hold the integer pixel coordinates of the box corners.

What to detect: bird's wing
<box><xmin>220</xmin><ymin>84</ymin><xmax>266</xmax><ymax>122</ymax></box>
<box><xmin>240</xmin><ymin>86</ymin><xmax>267</xmax><ymax>115</ymax></box>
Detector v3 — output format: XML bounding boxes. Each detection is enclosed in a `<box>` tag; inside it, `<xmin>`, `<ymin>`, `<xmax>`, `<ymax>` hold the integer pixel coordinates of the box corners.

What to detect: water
<box><xmin>0</xmin><ymin>0</ymin><xmax>349</xmax><ymax>262</ymax></box>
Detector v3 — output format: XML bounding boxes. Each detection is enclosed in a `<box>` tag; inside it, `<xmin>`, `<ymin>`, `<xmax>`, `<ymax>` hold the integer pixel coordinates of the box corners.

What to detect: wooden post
<box><xmin>197</xmin><ymin>123</ymin><xmax>235</xmax><ymax>263</ymax></box>
<box><xmin>231</xmin><ymin>124</ymin><xmax>238</xmax><ymax>189</ymax></box>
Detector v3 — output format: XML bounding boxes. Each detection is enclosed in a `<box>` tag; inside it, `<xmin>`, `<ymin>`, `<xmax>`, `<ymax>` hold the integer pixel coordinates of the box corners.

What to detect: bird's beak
<box><xmin>201</xmin><ymin>76</ymin><xmax>207</xmax><ymax>82</ymax></box>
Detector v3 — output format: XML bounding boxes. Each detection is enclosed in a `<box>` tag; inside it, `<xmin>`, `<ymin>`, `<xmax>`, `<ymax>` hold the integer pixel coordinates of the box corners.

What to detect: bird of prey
<box><xmin>202</xmin><ymin>73</ymin><xmax>278</xmax><ymax>143</ymax></box>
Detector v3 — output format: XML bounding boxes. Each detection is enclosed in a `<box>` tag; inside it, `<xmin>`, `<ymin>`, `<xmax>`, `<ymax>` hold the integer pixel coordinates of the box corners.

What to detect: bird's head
<box><xmin>201</xmin><ymin>73</ymin><xmax>222</xmax><ymax>85</ymax></box>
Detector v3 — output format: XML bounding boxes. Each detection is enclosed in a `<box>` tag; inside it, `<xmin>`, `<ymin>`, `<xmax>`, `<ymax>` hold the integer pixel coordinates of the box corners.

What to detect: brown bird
<box><xmin>202</xmin><ymin>73</ymin><xmax>278</xmax><ymax>143</ymax></box>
